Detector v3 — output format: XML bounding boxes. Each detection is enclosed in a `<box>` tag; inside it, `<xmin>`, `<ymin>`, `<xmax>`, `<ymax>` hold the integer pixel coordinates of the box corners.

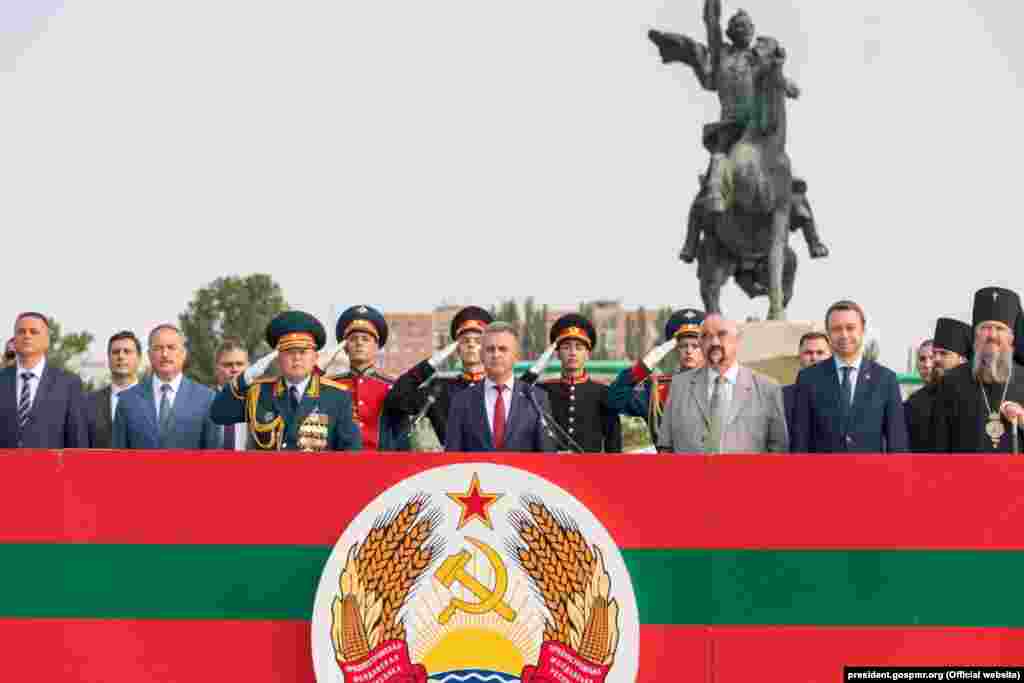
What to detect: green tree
<box><xmin>178</xmin><ymin>274</ymin><xmax>289</xmax><ymax>386</ymax></box>
<box><xmin>45</xmin><ymin>317</ymin><xmax>95</xmax><ymax>389</ymax></box>
<box><xmin>521</xmin><ymin>297</ymin><xmax>549</xmax><ymax>359</ymax></box>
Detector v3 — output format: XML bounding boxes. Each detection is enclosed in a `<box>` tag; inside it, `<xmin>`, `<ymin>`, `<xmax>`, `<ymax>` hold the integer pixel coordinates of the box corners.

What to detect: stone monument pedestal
<box><xmin>737</xmin><ymin>320</ymin><xmax>823</xmax><ymax>385</ymax></box>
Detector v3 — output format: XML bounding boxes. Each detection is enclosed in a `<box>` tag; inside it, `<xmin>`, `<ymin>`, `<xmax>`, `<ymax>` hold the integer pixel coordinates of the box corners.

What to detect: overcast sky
<box><xmin>2</xmin><ymin>0</ymin><xmax>1021</xmax><ymax>370</ymax></box>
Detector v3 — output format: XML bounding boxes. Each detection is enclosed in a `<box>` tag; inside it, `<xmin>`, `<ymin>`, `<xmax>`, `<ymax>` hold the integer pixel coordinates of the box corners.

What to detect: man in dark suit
<box><xmin>791</xmin><ymin>300</ymin><xmax>908</xmax><ymax>453</ymax></box>
<box><xmin>112</xmin><ymin>324</ymin><xmax>221</xmax><ymax>449</ymax></box>
<box><xmin>88</xmin><ymin>330</ymin><xmax>141</xmax><ymax>448</ymax></box>
<box><xmin>0</xmin><ymin>312</ymin><xmax>89</xmax><ymax>448</ymax></box>
<box><xmin>782</xmin><ymin>331</ymin><xmax>831</xmax><ymax>431</ymax></box>
<box><xmin>446</xmin><ymin>321</ymin><xmax>555</xmax><ymax>452</ymax></box>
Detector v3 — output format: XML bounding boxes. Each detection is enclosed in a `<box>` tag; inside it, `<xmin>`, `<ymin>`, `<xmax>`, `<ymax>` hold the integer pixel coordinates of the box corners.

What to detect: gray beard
<box><xmin>973</xmin><ymin>350</ymin><xmax>1014</xmax><ymax>384</ymax></box>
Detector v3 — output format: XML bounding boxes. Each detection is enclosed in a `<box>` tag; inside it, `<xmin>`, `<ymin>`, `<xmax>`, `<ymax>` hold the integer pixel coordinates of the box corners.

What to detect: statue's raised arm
<box><xmin>703</xmin><ymin>0</ymin><xmax>723</xmax><ymax>90</ymax></box>
<box><xmin>648</xmin><ymin>0</ymin><xmax>724</xmax><ymax>92</ymax></box>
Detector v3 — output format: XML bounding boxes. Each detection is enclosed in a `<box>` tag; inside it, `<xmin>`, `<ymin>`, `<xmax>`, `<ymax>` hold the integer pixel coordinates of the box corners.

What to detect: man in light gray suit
<box><xmin>657</xmin><ymin>314</ymin><xmax>787</xmax><ymax>454</ymax></box>
<box><xmin>112</xmin><ymin>324</ymin><xmax>221</xmax><ymax>450</ymax></box>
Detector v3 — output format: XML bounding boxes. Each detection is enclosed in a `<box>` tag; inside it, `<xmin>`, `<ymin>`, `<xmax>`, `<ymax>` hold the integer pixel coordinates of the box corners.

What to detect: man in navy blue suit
<box><xmin>0</xmin><ymin>312</ymin><xmax>89</xmax><ymax>448</ymax></box>
<box><xmin>113</xmin><ymin>324</ymin><xmax>220</xmax><ymax>450</ymax></box>
<box><xmin>791</xmin><ymin>300</ymin><xmax>908</xmax><ymax>453</ymax></box>
<box><xmin>445</xmin><ymin>321</ymin><xmax>555</xmax><ymax>452</ymax></box>
<box><xmin>782</xmin><ymin>331</ymin><xmax>831</xmax><ymax>432</ymax></box>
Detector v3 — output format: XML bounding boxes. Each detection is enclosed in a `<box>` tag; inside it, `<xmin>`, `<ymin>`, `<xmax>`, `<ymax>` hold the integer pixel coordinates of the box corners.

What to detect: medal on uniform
<box><xmin>297</xmin><ymin>407</ymin><xmax>330</xmax><ymax>452</ymax></box>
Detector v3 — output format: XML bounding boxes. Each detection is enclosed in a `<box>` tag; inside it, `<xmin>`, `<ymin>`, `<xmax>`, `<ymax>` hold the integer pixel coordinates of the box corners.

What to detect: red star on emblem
<box><xmin>447</xmin><ymin>473</ymin><xmax>503</xmax><ymax>530</ymax></box>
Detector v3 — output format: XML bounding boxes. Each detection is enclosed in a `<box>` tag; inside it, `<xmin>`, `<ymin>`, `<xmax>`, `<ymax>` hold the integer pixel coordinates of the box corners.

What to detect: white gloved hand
<box><xmin>243</xmin><ymin>349</ymin><xmax>279</xmax><ymax>385</ymax></box>
<box><xmin>521</xmin><ymin>341</ymin><xmax>558</xmax><ymax>385</ymax></box>
<box><xmin>642</xmin><ymin>338</ymin><xmax>678</xmax><ymax>371</ymax></box>
<box><xmin>428</xmin><ymin>340</ymin><xmax>460</xmax><ymax>370</ymax></box>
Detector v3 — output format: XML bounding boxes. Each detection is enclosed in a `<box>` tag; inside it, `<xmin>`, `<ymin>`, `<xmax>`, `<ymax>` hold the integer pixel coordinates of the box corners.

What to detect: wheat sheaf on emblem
<box><xmin>508</xmin><ymin>497</ymin><xmax>620</xmax><ymax>667</ymax></box>
<box><xmin>330</xmin><ymin>495</ymin><xmax>443</xmax><ymax>663</ymax></box>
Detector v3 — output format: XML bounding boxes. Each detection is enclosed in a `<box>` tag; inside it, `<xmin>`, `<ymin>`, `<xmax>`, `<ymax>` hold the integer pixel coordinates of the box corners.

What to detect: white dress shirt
<box><xmin>707</xmin><ymin>363</ymin><xmax>740</xmax><ymax>406</ymax></box>
<box><xmin>833</xmin><ymin>355</ymin><xmax>864</xmax><ymax>404</ymax></box>
<box><xmin>484</xmin><ymin>377</ymin><xmax>515</xmax><ymax>433</ymax></box>
<box><xmin>110</xmin><ymin>381</ymin><xmax>138</xmax><ymax>422</ymax></box>
<box><xmin>286</xmin><ymin>376</ymin><xmax>311</xmax><ymax>403</ymax></box>
<box><xmin>152</xmin><ymin>373</ymin><xmax>184</xmax><ymax>417</ymax></box>
<box><xmin>15</xmin><ymin>357</ymin><xmax>46</xmax><ymax>409</ymax></box>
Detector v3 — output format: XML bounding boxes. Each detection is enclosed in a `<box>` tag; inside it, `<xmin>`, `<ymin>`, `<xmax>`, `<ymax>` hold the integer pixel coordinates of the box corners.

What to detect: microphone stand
<box><xmin>409</xmin><ymin>371</ymin><xmax>460</xmax><ymax>431</ymax></box>
<box><xmin>521</xmin><ymin>382</ymin><xmax>584</xmax><ymax>454</ymax></box>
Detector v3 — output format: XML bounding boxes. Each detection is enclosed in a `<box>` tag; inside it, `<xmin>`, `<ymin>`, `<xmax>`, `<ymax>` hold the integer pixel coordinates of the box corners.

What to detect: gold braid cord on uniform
<box><xmin>647</xmin><ymin>375</ymin><xmax>663</xmax><ymax>442</ymax></box>
<box><xmin>247</xmin><ymin>380</ymin><xmax>284</xmax><ymax>449</ymax></box>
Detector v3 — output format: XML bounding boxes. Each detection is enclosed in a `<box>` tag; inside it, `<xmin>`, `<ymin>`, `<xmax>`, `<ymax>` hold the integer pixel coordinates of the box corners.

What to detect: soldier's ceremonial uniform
<box><xmin>933</xmin><ymin>288</ymin><xmax>1024</xmax><ymax>453</ymax></box>
<box><xmin>330</xmin><ymin>305</ymin><xmax>408</xmax><ymax>451</ymax></box>
<box><xmin>537</xmin><ymin>314</ymin><xmax>622</xmax><ymax>453</ymax></box>
<box><xmin>607</xmin><ymin>308</ymin><xmax>704</xmax><ymax>442</ymax></box>
<box><xmin>209</xmin><ymin>311</ymin><xmax>362</xmax><ymax>451</ymax></box>
<box><xmin>904</xmin><ymin>317</ymin><xmax>970</xmax><ymax>453</ymax></box>
<box><xmin>383</xmin><ymin>306</ymin><xmax>492</xmax><ymax>447</ymax></box>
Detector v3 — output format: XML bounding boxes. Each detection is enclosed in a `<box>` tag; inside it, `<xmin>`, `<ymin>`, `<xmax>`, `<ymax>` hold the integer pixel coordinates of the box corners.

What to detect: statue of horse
<box><xmin>695</xmin><ymin>35</ymin><xmax>796</xmax><ymax>320</ymax></box>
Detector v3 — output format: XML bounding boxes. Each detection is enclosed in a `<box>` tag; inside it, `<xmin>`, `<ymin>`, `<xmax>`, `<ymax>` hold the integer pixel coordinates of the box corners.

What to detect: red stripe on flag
<box><xmin>0</xmin><ymin>619</ymin><xmax>698</xmax><ymax>682</ymax></box>
<box><xmin>6</xmin><ymin>452</ymin><xmax>1024</xmax><ymax>548</ymax></box>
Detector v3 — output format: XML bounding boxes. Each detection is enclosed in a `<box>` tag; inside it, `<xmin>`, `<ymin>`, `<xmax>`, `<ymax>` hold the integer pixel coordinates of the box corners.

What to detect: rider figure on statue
<box><xmin>649</xmin><ymin>1</ymin><xmax>828</xmax><ymax>263</ymax></box>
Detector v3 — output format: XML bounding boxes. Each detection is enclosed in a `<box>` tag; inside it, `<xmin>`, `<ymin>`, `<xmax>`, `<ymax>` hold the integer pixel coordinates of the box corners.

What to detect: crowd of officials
<box><xmin>1</xmin><ymin>286</ymin><xmax>1023</xmax><ymax>454</ymax></box>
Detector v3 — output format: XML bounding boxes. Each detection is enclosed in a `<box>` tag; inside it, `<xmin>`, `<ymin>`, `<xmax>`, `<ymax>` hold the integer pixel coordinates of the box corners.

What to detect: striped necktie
<box><xmin>17</xmin><ymin>372</ymin><xmax>33</xmax><ymax>431</ymax></box>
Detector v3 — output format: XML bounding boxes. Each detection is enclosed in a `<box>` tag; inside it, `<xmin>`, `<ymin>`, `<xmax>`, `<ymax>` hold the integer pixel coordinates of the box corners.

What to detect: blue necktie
<box><xmin>158</xmin><ymin>384</ymin><xmax>173</xmax><ymax>439</ymax></box>
<box><xmin>839</xmin><ymin>366</ymin><xmax>853</xmax><ymax>419</ymax></box>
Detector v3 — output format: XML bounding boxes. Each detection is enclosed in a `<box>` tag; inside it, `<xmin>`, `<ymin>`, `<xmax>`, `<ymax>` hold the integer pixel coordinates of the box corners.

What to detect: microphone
<box><xmin>411</xmin><ymin>391</ymin><xmax>438</xmax><ymax>428</ymax></box>
<box><xmin>520</xmin><ymin>383</ymin><xmax>583</xmax><ymax>454</ymax></box>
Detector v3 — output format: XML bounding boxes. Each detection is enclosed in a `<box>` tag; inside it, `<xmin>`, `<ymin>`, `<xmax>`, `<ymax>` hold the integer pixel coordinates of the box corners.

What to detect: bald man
<box><xmin>657</xmin><ymin>314</ymin><xmax>788</xmax><ymax>454</ymax></box>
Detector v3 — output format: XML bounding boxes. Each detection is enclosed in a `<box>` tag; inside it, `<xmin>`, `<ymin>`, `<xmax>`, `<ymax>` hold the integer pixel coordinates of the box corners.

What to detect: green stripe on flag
<box><xmin>4</xmin><ymin>545</ymin><xmax>1024</xmax><ymax>626</ymax></box>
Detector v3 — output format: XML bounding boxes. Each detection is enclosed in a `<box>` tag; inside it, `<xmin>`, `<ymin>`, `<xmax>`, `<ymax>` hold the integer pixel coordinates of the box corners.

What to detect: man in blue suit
<box><xmin>791</xmin><ymin>300</ymin><xmax>908</xmax><ymax>453</ymax></box>
<box><xmin>446</xmin><ymin>321</ymin><xmax>555</xmax><ymax>452</ymax></box>
<box><xmin>113</xmin><ymin>324</ymin><xmax>220</xmax><ymax>450</ymax></box>
<box><xmin>0</xmin><ymin>312</ymin><xmax>89</xmax><ymax>448</ymax></box>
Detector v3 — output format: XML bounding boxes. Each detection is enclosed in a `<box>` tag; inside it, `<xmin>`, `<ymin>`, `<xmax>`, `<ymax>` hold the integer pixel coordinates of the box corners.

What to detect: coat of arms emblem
<box><xmin>312</xmin><ymin>464</ymin><xmax>640</xmax><ymax>682</ymax></box>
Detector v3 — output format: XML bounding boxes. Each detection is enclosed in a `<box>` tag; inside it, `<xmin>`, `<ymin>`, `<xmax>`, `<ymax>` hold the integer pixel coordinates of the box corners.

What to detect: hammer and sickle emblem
<box><xmin>434</xmin><ymin>537</ymin><xmax>516</xmax><ymax>625</ymax></box>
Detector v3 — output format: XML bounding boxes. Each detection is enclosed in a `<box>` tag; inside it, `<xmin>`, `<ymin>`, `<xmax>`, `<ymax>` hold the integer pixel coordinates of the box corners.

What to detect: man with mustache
<box><xmin>791</xmin><ymin>300</ymin><xmax>908</xmax><ymax>453</ymax></box>
<box><xmin>607</xmin><ymin>308</ymin><xmax>706</xmax><ymax>444</ymax></box>
<box><xmin>904</xmin><ymin>318</ymin><xmax>970</xmax><ymax>452</ymax></box>
<box><xmin>657</xmin><ymin>313</ymin><xmax>787</xmax><ymax>453</ymax></box>
<box><xmin>932</xmin><ymin>288</ymin><xmax>1024</xmax><ymax>453</ymax></box>
<box><xmin>536</xmin><ymin>313</ymin><xmax>622</xmax><ymax>452</ymax></box>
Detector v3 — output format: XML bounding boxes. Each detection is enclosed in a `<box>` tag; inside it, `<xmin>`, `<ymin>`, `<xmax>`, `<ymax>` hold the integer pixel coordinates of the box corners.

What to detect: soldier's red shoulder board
<box><xmin>321</xmin><ymin>377</ymin><xmax>352</xmax><ymax>391</ymax></box>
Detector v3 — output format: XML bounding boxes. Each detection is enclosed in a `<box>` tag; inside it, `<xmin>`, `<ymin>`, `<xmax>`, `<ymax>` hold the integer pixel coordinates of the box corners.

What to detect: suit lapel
<box><xmin>0</xmin><ymin>369</ymin><xmax>15</xmax><ymax>420</ymax></box>
<box><xmin>33</xmin><ymin>364</ymin><xmax>56</xmax><ymax>411</ymax></box>
<box><xmin>849</xmin><ymin>360</ymin><xmax>876</xmax><ymax>426</ymax></box>
<box><xmin>727</xmin><ymin>367</ymin><xmax>753</xmax><ymax>425</ymax></box>
<box><xmin>689</xmin><ymin>369</ymin><xmax>710</xmax><ymax>427</ymax></box>
<box><xmin>507</xmin><ymin>381</ymin><xmax>529</xmax><ymax>446</ymax></box>
<box><xmin>139</xmin><ymin>377</ymin><xmax>159</xmax><ymax>434</ymax></box>
<box><xmin>477</xmin><ymin>383</ymin><xmax>494</xmax><ymax>449</ymax></box>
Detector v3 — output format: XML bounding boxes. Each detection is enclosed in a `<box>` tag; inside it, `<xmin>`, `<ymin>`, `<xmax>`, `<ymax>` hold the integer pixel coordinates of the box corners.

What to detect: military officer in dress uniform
<box><xmin>607</xmin><ymin>308</ymin><xmax>705</xmax><ymax>442</ymax></box>
<box><xmin>209</xmin><ymin>311</ymin><xmax>362</xmax><ymax>451</ymax></box>
<box><xmin>383</xmin><ymin>306</ymin><xmax>492</xmax><ymax>448</ymax></box>
<box><xmin>536</xmin><ymin>314</ymin><xmax>622</xmax><ymax>453</ymax></box>
<box><xmin>932</xmin><ymin>288</ymin><xmax>1024</xmax><ymax>453</ymax></box>
<box><xmin>329</xmin><ymin>305</ymin><xmax>408</xmax><ymax>451</ymax></box>
<box><xmin>904</xmin><ymin>317</ymin><xmax>971</xmax><ymax>452</ymax></box>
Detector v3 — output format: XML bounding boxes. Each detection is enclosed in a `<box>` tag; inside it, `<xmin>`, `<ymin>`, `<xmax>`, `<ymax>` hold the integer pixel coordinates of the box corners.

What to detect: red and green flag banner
<box><xmin>4</xmin><ymin>451</ymin><xmax>1024</xmax><ymax>681</ymax></box>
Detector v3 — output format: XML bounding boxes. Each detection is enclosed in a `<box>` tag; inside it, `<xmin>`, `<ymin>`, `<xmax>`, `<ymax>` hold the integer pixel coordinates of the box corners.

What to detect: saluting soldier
<box><xmin>383</xmin><ymin>306</ymin><xmax>492</xmax><ymax>448</ymax></box>
<box><xmin>537</xmin><ymin>314</ymin><xmax>622</xmax><ymax>452</ymax></box>
<box><xmin>932</xmin><ymin>288</ymin><xmax>1024</xmax><ymax>453</ymax></box>
<box><xmin>209</xmin><ymin>311</ymin><xmax>362</xmax><ymax>451</ymax></box>
<box><xmin>329</xmin><ymin>305</ymin><xmax>408</xmax><ymax>451</ymax></box>
<box><xmin>904</xmin><ymin>317</ymin><xmax>970</xmax><ymax>452</ymax></box>
<box><xmin>607</xmin><ymin>308</ymin><xmax>705</xmax><ymax>442</ymax></box>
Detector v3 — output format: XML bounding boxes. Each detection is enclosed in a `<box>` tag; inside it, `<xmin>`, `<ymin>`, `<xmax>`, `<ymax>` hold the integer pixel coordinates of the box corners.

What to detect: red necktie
<box><xmin>493</xmin><ymin>384</ymin><xmax>507</xmax><ymax>450</ymax></box>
